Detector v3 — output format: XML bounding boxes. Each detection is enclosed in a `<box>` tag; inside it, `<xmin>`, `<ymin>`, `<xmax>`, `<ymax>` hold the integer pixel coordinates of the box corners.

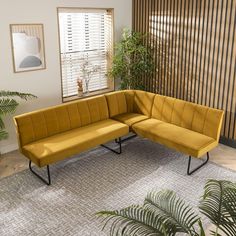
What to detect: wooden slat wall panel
<box><xmin>133</xmin><ymin>0</ymin><xmax>236</xmax><ymax>145</ymax></box>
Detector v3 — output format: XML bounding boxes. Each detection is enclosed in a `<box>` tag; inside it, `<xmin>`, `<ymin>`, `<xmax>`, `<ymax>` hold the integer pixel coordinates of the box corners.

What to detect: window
<box><xmin>58</xmin><ymin>8</ymin><xmax>114</xmax><ymax>101</ymax></box>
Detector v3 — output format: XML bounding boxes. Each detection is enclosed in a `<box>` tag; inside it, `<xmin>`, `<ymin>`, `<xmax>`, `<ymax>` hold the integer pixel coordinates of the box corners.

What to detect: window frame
<box><xmin>57</xmin><ymin>7</ymin><xmax>115</xmax><ymax>103</ymax></box>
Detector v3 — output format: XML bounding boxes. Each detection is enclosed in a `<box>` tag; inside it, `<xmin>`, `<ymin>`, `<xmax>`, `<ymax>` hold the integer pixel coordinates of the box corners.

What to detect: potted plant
<box><xmin>97</xmin><ymin>179</ymin><xmax>236</xmax><ymax>235</ymax></box>
<box><xmin>0</xmin><ymin>90</ymin><xmax>36</xmax><ymax>141</ymax></box>
<box><xmin>109</xmin><ymin>29</ymin><xmax>155</xmax><ymax>90</ymax></box>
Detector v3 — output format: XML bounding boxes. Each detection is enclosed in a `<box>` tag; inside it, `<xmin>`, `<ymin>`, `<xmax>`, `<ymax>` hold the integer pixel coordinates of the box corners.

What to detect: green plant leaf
<box><xmin>0</xmin><ymin>129</ymin><xmax>8</xmax><ymax>141</ymax></box>
<box><xmin>199</xmin><ymin>179</ymin><xmax>236</xmax><ymax>236</ymax></box>
<box><xmin>0</xmin><ymin>90</ymin><xmax>36</xmax><ymax>141</ymax></box>
<box><xmin>198</xmin><ymin>220</ymin><xmax>206</xmax><ymax>236</ymax></box>
<box><xmin>0</xmin><ymin>116</ymin><xmax>5</xmax><ymax>129</ymax></box>
<box><xmin>144</xmin><ymin>190</ymin><xmax>199</xmax><ymax>235</ymax></box>
<box><xmin>97</xmin><ymin>205</ymin><xmax>176</xmax><ymax>236</ymax></box>
<box><xmin>109</xmin><ymin>29</ymin><xmax>155</xmax><ymax>90</ymax></box>
<box><xmin>0</xmin><ymin>91</ymin><xmax>37</xmax><ymax>100</ymax></box>
<box><xmin>0</xmin><ymin>98</ymin><xmax>19</xmax><ymax>115</ymax></box>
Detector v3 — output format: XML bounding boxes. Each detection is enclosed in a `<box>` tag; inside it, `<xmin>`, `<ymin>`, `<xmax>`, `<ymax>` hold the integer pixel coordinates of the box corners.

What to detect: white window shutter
<box><xmin>58</xmin><ymin>9</ymin><xmax>113</xmax><ymax>98</ymax></box>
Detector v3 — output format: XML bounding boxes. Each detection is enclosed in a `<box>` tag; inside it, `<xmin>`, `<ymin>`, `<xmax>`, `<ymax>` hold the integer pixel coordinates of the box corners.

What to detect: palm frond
<box><xmin>198</xmin><ymin>220</ymin><xmax>206</xmax><ymax>236</ymax></box>
<box><xmin>0</xmin><ymin>98</ymin><xmax>19</xmax><ymax>115</ymax></box>
<box><xmin>0</xmin><ymin>90</ymin><xmax>37</xmax><ymax>100</ymax></box>
<box><xmin>0</xmin><ymin>116</ymin><xmax>4</xmax><ymax>129</ymax></box>
<box><xmin>144</xmin><ymin>190</ymin><xmax>199</xmax><ymax>235</ymax></box>
<box><xmin>199</xmin><ymin>179</ymin><xmax>236</xmax><ymax>236</ymax></box>
<box><xmin>0</xmin><ymin>129</ymin><xmax>8</xmax><ymax>141</ymax></box>
<box><xmin>97</xmin><ymin>205</ymin><xmax>175</xmax><ymax>236</ymax></box>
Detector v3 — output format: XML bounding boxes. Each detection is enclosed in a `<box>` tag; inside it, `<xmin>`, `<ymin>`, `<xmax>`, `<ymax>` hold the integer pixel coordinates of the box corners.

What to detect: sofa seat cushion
<box><xmin>132</xmin><ymin>119</ymin><xmax>217</xmax><ymax>158</ymax></box>
<box><xmin>23</xmin><ymin>119</ymin><xmax>129</xmax><ymax>167</ymax></box>
<box><xmin>112</xmin><ymin>113</ymin><xmax>149</xmax><ymax>127</ymax></box>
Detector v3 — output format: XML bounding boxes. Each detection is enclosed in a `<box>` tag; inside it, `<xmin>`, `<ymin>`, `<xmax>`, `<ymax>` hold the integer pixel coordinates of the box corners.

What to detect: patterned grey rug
<box><xmin>0</xmin><ymin>137</ymin><xmax>235</xmax><ymax>236</ymax></box>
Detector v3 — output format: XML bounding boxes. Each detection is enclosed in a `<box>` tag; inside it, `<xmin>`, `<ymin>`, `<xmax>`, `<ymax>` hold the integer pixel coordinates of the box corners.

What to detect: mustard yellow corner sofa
<box><xmin>14</xmin><ymin>90</ymin><xmax>224</xmax><ymax>185</ymax></box>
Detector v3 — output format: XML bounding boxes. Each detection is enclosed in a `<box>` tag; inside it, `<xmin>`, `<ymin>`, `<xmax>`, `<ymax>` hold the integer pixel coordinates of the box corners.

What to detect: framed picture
<box><xmin>10</xmin><ymin>24</ymin><xmax>46</xmax><ymax>73</ymax></box>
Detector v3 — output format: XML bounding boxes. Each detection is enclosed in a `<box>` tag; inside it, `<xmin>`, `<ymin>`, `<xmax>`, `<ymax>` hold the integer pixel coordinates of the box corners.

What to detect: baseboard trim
<box><xmin>220</xmin><ymin>137</ymin><xmax>236</xmax><ymax>149</ymax></box>
<box><xmin>0</xmin><ymin>143</ymin><xmax>18</xmax><ymax>154</ymax></box>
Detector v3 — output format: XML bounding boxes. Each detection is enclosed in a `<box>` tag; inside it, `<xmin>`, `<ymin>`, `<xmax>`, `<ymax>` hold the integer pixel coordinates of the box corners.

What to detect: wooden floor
<box><xmin>1</xmin><ymin>143</ymin><xmax>235</xmax><ymax>179</ymax></box>
<box><xmin>0</xmin><ymin>143</ymin><xmax>235</xmax><ymax>235</ymax></box>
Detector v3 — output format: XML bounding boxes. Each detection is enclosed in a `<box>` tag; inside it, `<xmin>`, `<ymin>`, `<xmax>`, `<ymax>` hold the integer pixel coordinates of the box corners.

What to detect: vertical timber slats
<box><xmin>132</xmin><ymin>0</ymin><xmax>236</xmax><ymax>145</ymax></box>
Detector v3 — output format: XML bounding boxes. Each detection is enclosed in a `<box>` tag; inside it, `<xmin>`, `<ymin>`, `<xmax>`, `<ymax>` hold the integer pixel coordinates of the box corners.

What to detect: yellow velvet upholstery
<box><xmin>14</xmin><ymin>89</ymin><xmax>224</xmax><ymax>170</ymax></box>
<box><xmin>22</xmin><ymin>119</ymin><xmax>128</xmax><ymax>167</ymax></box>
<box><xmin>123</xmin><ymin>90</ymin><xmax>135</xmax><ymax>113</ymax></box>
<box><xmin>113</xmin><ymin>113</ymin><xmax>149</xmax><ymax>127</ymax></box>
<box><xmin>14</xmin><ymin>95</ymin><xmax>129</xmax><ymax>167</ymax></box>
<box><xmin>133</xmin><ymin>90</ymin><xmax>155</xmax><ymax>117</ymax></box>
<box><xmin>15</xmin><ymin>95</ymin><xmax>109</xmax><ymax>147</ymax></box>
<box><xmin>132</xmin><ymin>119</ymin><xmax>218</xmax><ymax>158</ymax></box>
<box><xmin>105</xmin><ymin>90</ymin><xmax>155</xmax><ymax>117</ymax></box>
<box><xmin>105</xmin><ymin>91</ymin><xmax>127</xmax><ymax>117</ymax></box>
<box><xmin>152</xmin><ymin>94</ymin><xmax>224</xmax><ymax>141</ymax></box>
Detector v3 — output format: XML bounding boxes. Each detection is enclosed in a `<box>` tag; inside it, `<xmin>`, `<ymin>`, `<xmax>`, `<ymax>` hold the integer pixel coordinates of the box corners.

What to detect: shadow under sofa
<box><xmin>14</xmin><ymin>90</ymin><xmax>224</xmax><ymax>185</ymax></box>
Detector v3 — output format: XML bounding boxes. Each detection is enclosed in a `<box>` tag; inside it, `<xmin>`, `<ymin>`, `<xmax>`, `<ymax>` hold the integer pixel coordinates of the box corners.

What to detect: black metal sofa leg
<box><xmin>115</xmin><ymin>133</ymin><xmax>137</xmax><ymax>143</ymax></box>
<box><xmin>101</xmin><ymin>137</ymin><xmax>122</xmax><ymax>154</ymax></box>
<box><xmin>29</xmin><ymin>161</ymin><xmax>51</xmax><ymax>185</ymax></box>
<box><xmin>187</xmin><ymin>152</ymin><xmax>210</xmax><ymax>175</ymax></box>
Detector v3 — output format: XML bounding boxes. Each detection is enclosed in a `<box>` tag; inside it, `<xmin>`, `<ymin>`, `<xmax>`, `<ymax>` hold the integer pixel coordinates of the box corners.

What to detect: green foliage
<box><xmin>109</xmin><ymin>29</ymin><xmax>154</xmax><ymax>90</ymax></box>
<box><xmin>144</xmin><ymin>190</ymin><xmax>199</xmax><ymax>235</ymax></box>
<box><xmin>0</xmin><ymin>90</ymin><xmax>36</xmax><ymax>141</ymax></box>
<box><xmin>97</xmin><ymin>179</ymin><xmax>236</xmax><ymax>236</ymax></box>
<box><xmin>199</xmin><ymin>180</ymin><xmax>236</xmax><ymax>236</ymax></box>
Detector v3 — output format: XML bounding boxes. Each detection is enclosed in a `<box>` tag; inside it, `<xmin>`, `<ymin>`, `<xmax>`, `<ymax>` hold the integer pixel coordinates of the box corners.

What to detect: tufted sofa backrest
<box><xmin>105</xmin><ymin>90</ymin><xmax>155</xmax><ymax>117</ymax></box>
<box><xmin>152</xmin><ymin>94</ymin><xmax>224</xmax><ymax>141</ymax></box>
<box><xmin>105</xmin><ymin>91</ymin><xmax>128</xmax><ymax>117</ymax></box>
<box><xmin>133</xmin><ymin>90</ymin><xmax>155</xmax><ymax>117</ymax></box>
<box><xmin>14</xmin><ymin>95</ymin><xmax>109</xmax><ymax>147</ymax></box>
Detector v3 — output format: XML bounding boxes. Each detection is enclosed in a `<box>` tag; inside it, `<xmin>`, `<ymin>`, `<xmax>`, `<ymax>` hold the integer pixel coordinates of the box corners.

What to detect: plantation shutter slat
<box><xmin>58</xmin><ymin>9</ymin><xmax>113</xmax><ymax>98</ymax></box>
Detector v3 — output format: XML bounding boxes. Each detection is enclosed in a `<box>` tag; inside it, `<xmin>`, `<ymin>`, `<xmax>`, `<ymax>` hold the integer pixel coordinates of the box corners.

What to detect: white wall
<box><xmin>0</xmin><ymin>0</ymin><xmax>132</xmax><ymax>154</ymax></box>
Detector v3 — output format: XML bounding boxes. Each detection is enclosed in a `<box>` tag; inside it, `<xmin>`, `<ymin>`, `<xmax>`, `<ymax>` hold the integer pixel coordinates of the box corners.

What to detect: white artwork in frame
<box><xmin>10</xmin><ymin>24</ymin><xmax>46</xmax><ymax>73</ymax></box>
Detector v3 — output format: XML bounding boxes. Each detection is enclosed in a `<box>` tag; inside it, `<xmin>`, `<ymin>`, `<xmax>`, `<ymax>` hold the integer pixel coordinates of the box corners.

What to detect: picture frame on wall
<box><xmin>10</xmin><ymin>24</ymin><xmax>46</xmax><ymax>73</ymax></box>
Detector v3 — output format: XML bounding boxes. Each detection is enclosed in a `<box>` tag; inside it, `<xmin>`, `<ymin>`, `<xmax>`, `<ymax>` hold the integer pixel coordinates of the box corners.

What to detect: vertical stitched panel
<box><xmin>55</xmin><ymin>107</ymin><xmax>71</xmax><ymax>132</ymax></box>
<box><xmin>180</xmin><ymin>102</ymin><xmax>196</xmax><ymax>130</ymax></box>
<box><xmin>152</xmin><ymin>94</ymin><xmax>165</xmax><ymax>120</ymax></box>
<box><xmin>105</xmin><ymin>91</ymin><xmax>127</xmax><ymax>117</ymax></box>
<box><xmin>67</xmin><ymin>103</ymin><xmax>82</xmax><ymax>129</ymax></box>
<box><xmin>171</xmin><ymin>99</ymin><xmax>185</xmax><ymax>126</ymax></box>
<box><xmin>30</xmin><ymin>113</ymin><xmax>48</xmax><ymax>140</ymax></box>
<box><xmin>77</xmin><ymin>101</ymin><xmax>91</xmax><ymax>126</ymax></box>
<box><xmin>134</xmin><ymin>90</ymin><xmax>155</xmax><ymax>116</ymax></box>
<box><xmin>97</xmin><ymin>96</ymin><xmax>109</xmax><ymax>120</ymax></box>
<box><xmin>191</xmin><ymin>105</ymin><xmax>208</xmax><ymax>134</ymax></box>
<box><xmin>43</xmin><ymin>109</ymin><xmax>59</xmax><ymax>136</ymax></box>
<box><xmin>87</xmin><ymin>98</ymin><xmax>100</xmax><ymax>123</ymax></box>
<box><xmin>124</xmin><ymin>90</ymin><xmax>135</xmax><ymax>113</ymax></box>
<box><xmin>161</xmin><ymin>97</ymin><xmax>175</xmax><ymax>123</ymax></box>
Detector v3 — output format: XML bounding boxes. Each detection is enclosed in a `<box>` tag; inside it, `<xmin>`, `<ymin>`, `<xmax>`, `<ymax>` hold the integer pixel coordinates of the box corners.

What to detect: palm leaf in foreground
<box><xmin>0</xmin><ymin>130</ymin><xmax>8</xmax><ymax>141</ymax></box>
<box><xmin>199</xmin><ymin>179</ymin><xmax>236</xmax><ymax>236</ymax></box>
<box><xmin>0</xmin><ymin>116</ymin><xmax>4</xmax><ymax>129</ymax></box>
<box><xmin>97</xmin><ymin>205</ymin><xmax>175</xmax><ymax>236</ymax></box>
<box><xmin>144</xmin><ymin>190</ymin><xmax>199</xmax><ymax>235</ymax></box>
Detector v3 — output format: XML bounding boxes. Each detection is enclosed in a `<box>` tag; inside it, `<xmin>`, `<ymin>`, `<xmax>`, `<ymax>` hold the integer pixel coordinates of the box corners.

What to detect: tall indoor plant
<box><xmin>109</xmin><ymin>29</ymin><xmax>154</xmax><ymax>90</ymax></box>
<box><xmin>97</xmin><ymin>179</ymin><xmax>236</xmax><ymax>236</ymax></box>
<box><xmin>0</xmin><ymin>90</ymin><xmax>36</xmax><ymax>141</ymax></box>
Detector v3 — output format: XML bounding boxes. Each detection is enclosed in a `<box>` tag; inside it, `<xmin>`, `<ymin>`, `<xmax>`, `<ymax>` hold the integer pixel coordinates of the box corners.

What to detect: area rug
<box><xmin>0</xmin><ymin>137</ymin><xmax>235</xmax><ymax>236</ymax></box>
